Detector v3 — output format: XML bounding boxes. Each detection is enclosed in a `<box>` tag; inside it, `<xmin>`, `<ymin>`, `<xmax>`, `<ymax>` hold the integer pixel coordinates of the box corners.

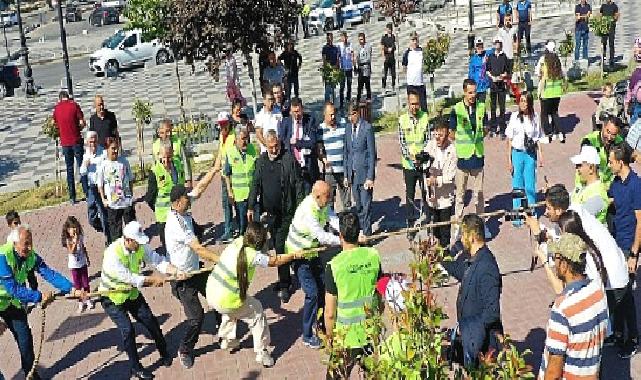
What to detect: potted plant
<box><xmin>41</xmin><ymin>116</ymin><xmax>62</xmax><ymax>195</ymax></box>
<box><xmin>320</xmin><ymin>62</ymin><xmax>345</xmax><ymax>88</ymax></box>
<box><xmin>132</xmin><ymin>99</ymin><xmax>153</xmax><ymax>177</ymax></box>
<box><xmin>423</xmin><ymin>33</ymin><xmax>451</xmax><ymax>113</ymax></box>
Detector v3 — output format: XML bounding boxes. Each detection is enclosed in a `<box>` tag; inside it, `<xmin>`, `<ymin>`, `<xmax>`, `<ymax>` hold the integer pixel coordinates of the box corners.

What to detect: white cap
<box><xmin>493</xmin><ymin>36</ymin><xmax>502</xmax><ymax>44</ymax></box>
<box><xmin>475</xmin><ymin>37</ymin><xmax>484</xmax><ymax>45</ymax></box>
<box><xmin>376</xmin><ymin>276</ymin><xmax>409</xmax><ymax>313</ymax></box>
<box><xmin>545</xmin><ymin>40</ymin><xmax>556</xmax><ymax>53</ymax></box>
<box><xmin>570</xmin><ymin>145</ymin><xmax>600</xmax><ymax>166</ymax></box>
<box><xmin>123</xmin><ymin>221</ymin><xmax>149</xmax><ymax>245</ymax></box>
<box><xmin>217</xmin><ymin>111</ymin><xmax>231</xmax><ymax>124</ymax></box>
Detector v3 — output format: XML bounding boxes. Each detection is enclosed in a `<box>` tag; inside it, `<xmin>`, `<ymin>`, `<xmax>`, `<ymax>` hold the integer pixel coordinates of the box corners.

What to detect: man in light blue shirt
<box><xmin>337</xmin><ymin>31</ymin><xmax>355</xmax><ymax>110</ymax></box>
<box><xmin>318</xmin><ymin>102</ymin><xmax>351</xmax><ymax>212</ymax></box>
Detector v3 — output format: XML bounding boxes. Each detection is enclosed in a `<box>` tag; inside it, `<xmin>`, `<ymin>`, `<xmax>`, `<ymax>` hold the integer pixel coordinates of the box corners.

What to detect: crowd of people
<box><xmin>1</xmin><ymin>1</ymin><xmax>641</xmax><ymax>378</ymax></box>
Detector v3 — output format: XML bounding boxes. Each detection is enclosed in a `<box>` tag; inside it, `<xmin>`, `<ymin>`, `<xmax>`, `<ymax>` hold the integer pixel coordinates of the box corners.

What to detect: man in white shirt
<box><xmin>97</xmin><ymin>137</ymin><xmax>135</xmax><ymax>243</ymax></box>
<box><xmin>165</xmin><ymin>185</ymin><xmax>222</xmax><ymax>368</ymax></box>
<box><xmin>99</xmin><ymin>221</ymin><xmax>185</xmax><ymax>380</ymax></box>
<box><xmin>496</xmin><ymin>13</ymin><xmax>518</xmax><ymax>75</ymax></box>
<box><xmin>80</xmin><ymin>131</ymin><xmax>109</xmax><ymax>242</ymax></box>
<box><xmin>402</xmin><ymin>32</ymin><xmax>427</xmax><ymax>111</ymax></box>
<box><xmin>337</xmin><ymin>31</ymin><xmax>355</xmax><ymax>110</ymax></box>
<box><xmin>255</xmin><ymin>91</ymin><xmax>282</xmax><ymax>153</ymax></box>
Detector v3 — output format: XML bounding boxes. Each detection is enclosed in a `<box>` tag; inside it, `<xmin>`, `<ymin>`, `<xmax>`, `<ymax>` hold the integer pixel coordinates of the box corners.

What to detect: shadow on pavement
<box><xmin>47</xmin><ymin>313</ymin><xmax>107</xmax><ymax>342</ymax></box>
<box><xmin>512</xmin><ymin>327</ymin><xmax>545</xmax><ymax>374</ymax></box>
<box><xmin>559</xmin><ymin>113</ymin><xmax>581</xmax><ymax>136</ymax></box>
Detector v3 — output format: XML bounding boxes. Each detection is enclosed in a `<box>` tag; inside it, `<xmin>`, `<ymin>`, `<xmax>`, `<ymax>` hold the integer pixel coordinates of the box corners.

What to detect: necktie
<box><xmin>293</xmin><ymin>119</ymin><xmax>301</xmax><ymax>162</ymax></box>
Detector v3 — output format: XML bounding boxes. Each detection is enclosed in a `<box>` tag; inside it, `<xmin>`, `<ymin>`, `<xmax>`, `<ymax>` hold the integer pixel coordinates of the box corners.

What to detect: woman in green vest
<box><xmin>206</xmin><ymin>222</ymin><xmax>304</xmax><ymax>367</ymax></box>
<box><xmin>538</xmin><ymin>43</ymin><xmax>565</xmax><ymax>143</ymax></box>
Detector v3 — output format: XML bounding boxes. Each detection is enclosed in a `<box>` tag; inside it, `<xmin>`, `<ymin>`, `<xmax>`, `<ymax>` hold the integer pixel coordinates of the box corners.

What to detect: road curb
<box><xmin>30</xmin><ymin>51</ymin><xmax>91</xmax><ymax>66</ymax></box>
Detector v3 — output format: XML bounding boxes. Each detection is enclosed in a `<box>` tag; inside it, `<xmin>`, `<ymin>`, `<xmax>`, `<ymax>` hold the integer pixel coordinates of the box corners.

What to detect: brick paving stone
<box><xmin>1</xmin><ymin>92</ymin><xmax>641</xmax><ymax>379</ymax></box>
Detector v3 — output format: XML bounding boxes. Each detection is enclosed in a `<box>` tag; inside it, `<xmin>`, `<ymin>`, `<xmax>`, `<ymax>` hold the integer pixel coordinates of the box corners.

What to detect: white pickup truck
<box><xmin>101</xmin><ymin>0</ymin><xmax>126</xmax><ymax>12</ymax></box>
<box><xmin>89</xmin><ymin>29</ymin><xmax>172</xmax><ymax>75</ymax></box>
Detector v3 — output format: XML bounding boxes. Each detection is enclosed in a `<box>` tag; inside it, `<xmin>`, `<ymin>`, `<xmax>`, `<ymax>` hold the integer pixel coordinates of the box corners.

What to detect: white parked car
<box><xmin>0</xmin><ymin>11</ymin><xmax>18</xmax><ymax>27</ymax></box>
<box><xmin>308</xmin><ymin>0</ymin><xmax>370</xmax><ymax>35</ymax></box>
<box><xmin>101</xmin><ymin>0</ymin><xmax>126</xmax><ymax>12</ymax></box>
<box><xmin>89</xmin><ymin>29</ymin><xmax>172</xmax><ymax>75</ymax></box>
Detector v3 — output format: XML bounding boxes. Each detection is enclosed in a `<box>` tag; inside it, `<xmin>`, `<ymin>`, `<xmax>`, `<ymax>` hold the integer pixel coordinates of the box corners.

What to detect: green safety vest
<box><xmin>152</xmin><ymin>136</ymin><xmax>184</xmax><ymax>162</ymax></box>
<box><xmin>454</xmin><ymin>101</ymin><xmax>485</xmax><ymax>159</ymax></box>
<box><xmin>206</xmin><ymin>237</ymin><xmax>258</xmax><ymax>310</ymax></box>
<box><xmin>218</xmin><ymin>132</ymin><xmax>237</xmax><ymax>168</ymax></box>
<box><xmin>99</xmin><ymin>239</ymin><xmax>144</xmax><ymax>305</ymax></box>
<box><xmin>577</xmin><ymin>131</ymin><xmax>624</xmax><ymax>188</ymax></box>
<box><xmin>571</xmin><ymin>180</ymin><xmax>610</xmax><ymax>224</ymax></box>
<box><xmin>399</xmin><ymin>111</ymin><xmax>429</xmax><ymax>170</ymax></box>
<box><xmin>151</xmin><ymin>159</ymin><xmax>185</xmax><ymax>223</ymax></box>
<box><xmin>0</xmin><ymin>242</ymin><xmax>36</xmax><ymax>311</ymax></box>
<box><xmin>285</xmin><ymin>194</ymin><xmax>329</xmax><ymax>254</ymax></box>
<box><xmin>329</xmin><ymin>247</ymin><xmax>380</xmax><ymax>348</ymax></box>
<box><xmin>302</xmin><ymin>4</ymin><xmax>311</xmax><ymax>16</ymax></box>
<box><xmin>541</xmin><ymin>78</ymin><xmax>564</xmax><ymax>99</ymax></box>
<box><xmin>226</xmin><ymin>144</ymin><xmax>258</xmax><ymax>202</ymax></box>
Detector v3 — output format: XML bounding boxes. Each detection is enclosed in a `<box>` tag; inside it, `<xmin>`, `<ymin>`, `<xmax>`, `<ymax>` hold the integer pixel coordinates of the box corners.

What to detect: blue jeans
<box><xmin>287</xmin><ymin>71</ymin><xmax>299</xmax><ymax>99</ymax></box>
<box><xmin>631</xmin><ymin>103</ymin><xmax>641</xmax><ymax>125</ymax></box>
<box><xmin>0</xmin><ymin>306</ymin><xmax>38</xmax><ymax>379</ymax></box>
<box><xmin>62</xmin><ymin>143</ymin><xmax>85</xmax><ymax>201</ymax></box>
<box><xmin>87</xmin><ymin>184</ymin><xmax>110</xmax><ymax>242</ymax></box>
<box><xmin>511</xmin><ymin>148</ymin><xmax>537</xmax><ymax>215</ymax></box>
<box><xmin>294</xmin><ymin>257</ymin><xmax>325</xmax><ymax>339</ymax></box>
<box><xmin>101</xmin><ymin>295</ymin><xmax>167</xmax><ymax>372</ymax></box>
<box><xmin>352</xmin><ymin>183</ymin><xmax>373</xmax><ymax>236</ymax></box>
<box><xmin>221</xmin><ymin>181</ymin><xmax>236</xmax><ymax>237</ymax></box>
<box><xmin>324</xmin><ymin>82</ymin><xmax>335</xmax><ymax>104</ymax></box>
<box><xmin>575</xmin><ymin>29</ymin><xmax>589</xmax><ymax>60</ymax></box>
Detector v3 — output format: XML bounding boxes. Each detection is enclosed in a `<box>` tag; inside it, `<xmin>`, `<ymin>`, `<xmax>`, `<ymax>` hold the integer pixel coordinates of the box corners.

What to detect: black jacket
<box><xmin>248</xmin><ymin>149</ymin><xmax>304</xmax><ymax>217</ymax></box>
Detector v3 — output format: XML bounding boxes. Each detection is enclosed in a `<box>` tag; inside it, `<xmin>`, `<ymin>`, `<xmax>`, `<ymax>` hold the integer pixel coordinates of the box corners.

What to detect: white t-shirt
<box><xmin>165</xmin><ymin>210</ymin><xmax>200</xmax><ymax>272</ymax></box>
<box><xmin>79</xmin><ymin>147</ymin><xmax>105</xmax><ymax>186</ymax></box>
<box><xmin>255</xmin><ymin>108</ymin><xmax>282</xmax><ymax>152</ymax></box>
<box><xmin>505</xmin><ymin>111</ymin><xmax>544</xmax><ymax>150</ymax></box>
<box><xmin>404</xmin><ymin>48</ymin><xmax>424</xmax><ymax>86</ymax></box>
<box><xmin>497</xmin><ymin>27</ymin><xmax>518</xmax><ymax>59</ymax></box>
<box><xmin>96</xmin><ymin>157</ymin><xmax>133</xmax><ymax>209</ymax></box>
<box><xmin>67</xmin><ymin>235</ymin><xmax>88</xmax><ymax>269</ymax></box>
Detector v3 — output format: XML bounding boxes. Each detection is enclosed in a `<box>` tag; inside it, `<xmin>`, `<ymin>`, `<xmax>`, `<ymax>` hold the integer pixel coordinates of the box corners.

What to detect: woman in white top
<box><xmin>506</xmin><ymin>92</ymin><xmax>544</xmax><ymax>219</ymax></box>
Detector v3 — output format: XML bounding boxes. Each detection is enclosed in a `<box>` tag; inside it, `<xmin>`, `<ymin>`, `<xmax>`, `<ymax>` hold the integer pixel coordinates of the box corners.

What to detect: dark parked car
<box><xmin>88</xmin><ymin>7</ymin><xmax>118</xmax><ymax>26</ymax></box>
<box><xmin>0</xmin><ymin>63</ymin><xmax>21</xmax><ymax>99</ymax></box>
<box><xmin>65</xmin><ymin>4</ymin><xmax>83</xmax><ymax>22</ymax></box>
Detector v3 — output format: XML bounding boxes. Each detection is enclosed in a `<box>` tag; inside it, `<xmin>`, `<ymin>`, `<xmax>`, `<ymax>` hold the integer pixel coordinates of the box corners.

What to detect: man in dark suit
<box><xmin>442</xmin><ymin>214</ymin><xmax>503</xmax><ymax>367</ymax></box>
<box><xmin>278</xmin><ymin>97</ymin><xmax>319</xmax><ymax>194</ymax></box>
<box><xmin>343</xmin><ymin>100</ymin><xmax>377</xmax><ymax>236</ymax></box>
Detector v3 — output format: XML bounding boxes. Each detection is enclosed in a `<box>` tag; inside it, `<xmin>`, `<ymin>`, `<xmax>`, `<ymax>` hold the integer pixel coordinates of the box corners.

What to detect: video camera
<box><xmin>414</xmin><ymin>151</ymin><xmax>434</xmax><ymax>170</ymax></box>
<box><xmin>504</xmin><ymin>189</ymin><xmax>536</xmax><ymax>223</ymax></box>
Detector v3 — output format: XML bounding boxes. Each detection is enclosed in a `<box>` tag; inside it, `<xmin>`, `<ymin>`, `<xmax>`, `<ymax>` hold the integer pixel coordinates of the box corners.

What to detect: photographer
<box><xmin>424</xmin><ymin>121</ymin><xmax>457</xmax><ymax>248</ymax></box>
<box><xmin>398</xmin><ymin>90</ymin><xmax>430</xmax><ymax>226</ymax></box>
<box><xmin>506</xmin><ymin>92</ymin><xmax>544</xmax><ymax>224</ymax></box>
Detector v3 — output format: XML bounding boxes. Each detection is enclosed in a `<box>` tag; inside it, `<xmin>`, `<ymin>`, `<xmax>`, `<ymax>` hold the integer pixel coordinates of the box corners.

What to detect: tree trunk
<box><xmin>174</xmin><ymin>59</ymin><xmax>186</xmax><ymax>123</ymax></box>
<box><xmin>429</xmin><ymin>74</ymin><xmax>436</xmax><ymax>114</ymax></box>
<box><xmin>245</xmin><ymin>51</ymin><xmax>259</xmax><ymax>118</ymax></box>
<box><xmin>55</xmin><ymin>137</ymin><xmax>60</xmax><ymax>196</ymax></box>
<box><xmin>136</xmin><ymin>121</ymin><xmax>145</xmax><ymax>179</ymax></box>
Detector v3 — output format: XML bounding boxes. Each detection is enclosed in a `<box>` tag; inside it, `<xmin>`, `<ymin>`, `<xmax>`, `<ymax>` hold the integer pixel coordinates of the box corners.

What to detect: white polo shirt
<box><xmin>165</xmin><ymin>209</ymin><xmax>200</xmax><ymax>272</ymax></box>
<box><xmin>255</xmin><ymin>107</ymin><xmax>282</xmax><ymax>152</ymax></box>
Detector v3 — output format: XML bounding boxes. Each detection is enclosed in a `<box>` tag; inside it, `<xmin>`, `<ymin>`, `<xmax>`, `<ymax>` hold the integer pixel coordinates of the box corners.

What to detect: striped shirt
<box><xmin>538</xmin><ymin>278</ymin><xmax>608</xmax><ymax>380</ymax></box>
<box><xmin>319</xmin><ymin>120</ymin><xmax>347</xmax><ymax>174</ymax></box>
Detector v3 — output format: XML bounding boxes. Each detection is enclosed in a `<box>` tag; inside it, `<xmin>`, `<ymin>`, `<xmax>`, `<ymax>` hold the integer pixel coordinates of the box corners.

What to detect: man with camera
<box><xmin>424</xmin><ymin>121</ymin><xmax>457</xmax><ymax>248</ymax></box>
<box><xmin>398</xmin><ymin>89</ymin><xmax>431</xmax><ymax>227</ymax></box>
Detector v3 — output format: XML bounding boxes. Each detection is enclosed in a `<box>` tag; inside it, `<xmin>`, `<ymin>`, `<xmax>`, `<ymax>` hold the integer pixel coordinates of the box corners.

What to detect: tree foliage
<box><xmin>123</xmin><ymin>0</ymin><xmax>169</xmax><ymax>42</ymax></box>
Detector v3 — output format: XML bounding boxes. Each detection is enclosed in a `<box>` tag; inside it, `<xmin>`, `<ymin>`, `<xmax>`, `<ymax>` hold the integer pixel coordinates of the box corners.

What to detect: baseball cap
<box><xmin>570</xmin><ymin>145</ymin><xmax>600</xmax><ymax>166</ymax></box>
<box><xmin>123</xmin><ymin>221</ymin><xmax>150</xmax><ymax>245</ymax></box>
<box><xmin>493</xmin><ymin>36</ymin><xmax>502</xmax><ymax>44</ymax></box>
<box><xmin>548</xmin><ymin>233</ymin><xmax>587</xmax><ymax>264</ymax></box>
<box><xmin>217</xmin><ymin>111</ymin><xmax>230</xmax><ymax>124</ymax></box>
<box><xmin>376</xmin><ymin>275</ymin><xmax>409</xmax><ymax>313</ymax></box>
<box><xmin>475</xmin><ymin>37</ymin><xmax>484</xmax><ymax>45</ymax></box>
<box><xmin>170</xmin><ymin>184</ymin><xmax>189</xmax><ymax>203</ymax></box>
<box><xmin>545</xmin><ymin>40</ymin><xmax>556</xmax><ymax>53</ymax></box>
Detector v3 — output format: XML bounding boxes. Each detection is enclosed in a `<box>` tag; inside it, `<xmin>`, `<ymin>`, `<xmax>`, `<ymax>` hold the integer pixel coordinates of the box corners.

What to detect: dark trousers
<box><xmin>476</xmin><ymin>91</ymin><xmax>487</xmax><ymax>103</ymax></box>
<box><xmin>101</xmin><ymin>295</ymin><xmax>167</xmax><ymax>371</ymax></box>
<box><xmin>490</xmin><ymin>89</ymin><xmax>507</xmax><ymax>132</ymax></box>
<box><xmin>267</xmin><ymin>212</ymin><xmax>293</xmax><ymax>289</ymax></box>
<box><xmin>382</xmin><ymin>58</ymin><xmax>396</xmax><ymax>89</ymax></box>
<box><xmin>157</xmin><ymin>222</ymin><xmax>166</xmax><ymax>253</ymax></box>
<box><xmin>0</xmin><ymin>306</ymin><xmax>40</xmax><ymax>379</ymax></box>
<box><xmin>221</xmin><ymin>181</ymin><xmax>236</xmax><ymax>237</ymax></box>
<box><xmin>326</xmin><ymin>346</ymin><xmax>369</xmax><ymax>379</ymax></box>
<box><xmin>356</xmin><ymin>74</ymin><xmax>371</xmax><ymax>102</ymax></box>
<box><xmin>171</xmin><ymin>272</ymin><xmax>220</xmax><ymax>354</ymax></box>
<box><xmin>352</xmin><ymin>183</ymin><xmax>373</xmax><ymax>236</ymax></box>
<box><xmin>107</xmin><ymin>206</ymin><xmax>136</xmax><ymax>243</ymax></box>
<box><xmin>87</xmin><ymin>184</ymin><xmax>110</xmax><ymax>242</ymax></box>
<box><xmin>429</xmin><ymin>206</ymin><xmax>453</xmax><ymax>248</ymax></box>
<box><xmin>294</xmin><ymin>257</ymin><xmax>324</xmax><ymax>339</ymax></box>
<box><xmin>403</xmin><ymin>168</ymin><xmax>426</xmax><ymax>221</ymax></box>
<box><xmin>407</xmin><ymin>84</ymin><xmax>428</xmax><ymax>111</ymax></box>
<box><xmin>602</xmin><ymin>30</ymin><xmax>616</xmax><ymax>64</ymax></box>
<box><xmin>287</xmin><ymin>71</ymin><xmax>300</xmax><ymax>99</ymax></box>
<box><xmin>302</xmin><ymin>17</ymin><xmax>309</xmax><ymax>38</ymax></box>
<box><xmin>517</xmin><ymin>22</ymin><xmax>531</xmax><ymax>54</ymax></box>
<box><xmin>339</xmin><ymin>69</ymin><xmax>353</xmax><ymax>108</ymax></box>
<box><xmin>540</xmin><ymin>97</ymin><xmax>561</xmax><ymax>136</ymax></box>
<box><xmin>62</xmin><ymin>143</ymin><xmax>85</xmax><ymax>202</ymax></box>
<box><xmin>607</xmin><ymin>282</ymin><xmax>639</xmax><ymax>342</ymax></box>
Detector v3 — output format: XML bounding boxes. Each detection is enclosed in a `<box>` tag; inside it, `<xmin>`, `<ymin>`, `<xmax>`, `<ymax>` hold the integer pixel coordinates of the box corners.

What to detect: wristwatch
<box><xmin>630</xmin><ymin>250</ymin><xmax>638</xmax><ymax>259</ymax></box>
<box><xmin>536</xmin><ymin>230</ymin><xmax>547</xmax><ymax>245</ymax></box>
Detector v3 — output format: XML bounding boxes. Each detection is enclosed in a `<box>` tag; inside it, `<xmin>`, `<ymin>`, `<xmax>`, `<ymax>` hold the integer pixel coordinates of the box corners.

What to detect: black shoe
<box><xmin>178</xmin><ymin>351</ymin><xmax>194</xmax><ymax>369</ymax></box>
<box><xmin>618</xmin><ymin>340</ymin><xmax>638</xmax><ymax>359</ymax></box>
<box><xmin>131</xmin><ymin>368</ymin><xmax>154</xmax><ymax>380</ymax></box>
<box><xmin>160</xmin><ymin>354</ymin><xmax>172</xmax><ymax>367</ymax></box>
<box><xmin>604</xmin><ymin>335</ymin><xmax>624</xmax><ymax>348</ymax></box>
<box><xmin>278</xmin><ymin>288</ymin><xmax>292</xmax><ymax>303</ymax></box>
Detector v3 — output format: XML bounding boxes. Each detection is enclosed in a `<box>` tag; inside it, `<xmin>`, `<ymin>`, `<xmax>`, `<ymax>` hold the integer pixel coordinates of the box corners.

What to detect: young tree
<box><xmin>162</xmin><ymin>0</ymin><xmax>300</xmax><ymax>116</ymax></box>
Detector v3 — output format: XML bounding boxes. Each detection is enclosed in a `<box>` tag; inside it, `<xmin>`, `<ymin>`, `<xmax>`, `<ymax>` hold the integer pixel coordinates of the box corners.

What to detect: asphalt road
<box><xmin>31</xmin><ymin>55</ymin><xmax>93</xmax><ymax>90</ymax></box>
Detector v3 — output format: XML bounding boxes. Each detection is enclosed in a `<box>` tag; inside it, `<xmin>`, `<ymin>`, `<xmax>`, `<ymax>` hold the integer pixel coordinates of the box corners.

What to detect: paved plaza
<box><xmin>0</xmin><ymin>0</ymin><xmax>640</xmax><ymax>192</ymax></box>
<box><xmin>1</xmin><ymin>92</ymin><xmax>641</xmax><ymax>379</ymax></box>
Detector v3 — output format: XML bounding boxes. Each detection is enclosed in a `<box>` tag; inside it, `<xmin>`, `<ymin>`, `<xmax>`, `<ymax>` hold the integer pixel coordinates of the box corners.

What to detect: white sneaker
<box><xmin>85</xmin><ymin>299</ymin><xmax>94</xmax><ymax>310</ymax></box>
<box><xmin>484</xmin><ymin>225</ymin><xmax>492</xmax><ymax>240</ymax></box>
<box><xmin>557</xmin><ymin>133</ymin><xmax>565</xmax><ymax>143</ymax></box>
<box><xmin>255</xmin><ymin>350</ymin><xmax>274</xmax><ymax>367</ymax></box>
<box><xmin>77</xmin><ymin>302</ymin><xmax>86</xmax><ymax>314</ymax></box>
<box><xmin>551</xmin><ymin>134</ymin><xmax>557</xmax><ymax>141</ymax></box>
<box><xmin>220</xmin><ymin>338</ymin><xmax>239</xmax><ymax>351</ymax></box>
<box><xmin>539</xmin><ymin>136</ymin><xmax>550</xmax><ymax>144</ymax></box>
